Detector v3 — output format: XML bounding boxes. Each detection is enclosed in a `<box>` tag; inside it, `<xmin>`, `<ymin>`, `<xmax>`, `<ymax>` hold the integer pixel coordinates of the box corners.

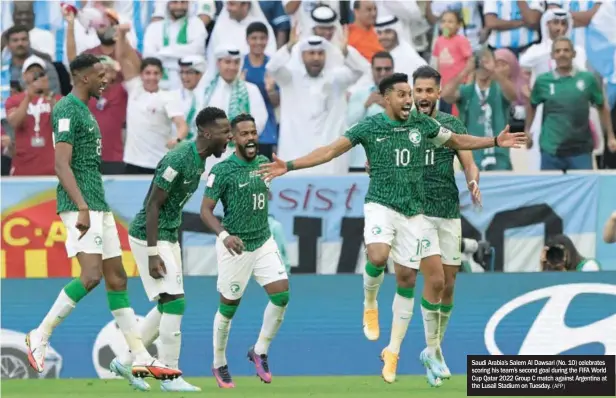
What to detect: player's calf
<box><xmin>213</xmin><ymin>298</ymin><xmax>239</xmax><ymax>388</ymax></box>
<box><xmin>250</xmin><ymin>288</ymin><xmax>289</xmax><ymax>383</ymax></box>
<box><xmin>363</xmin><ymin>244</ymin><xmax>389</xmax><ymax>341</ymax></box>
<box><xmin>158</xmin><ymin>294</ymin><xmax>186</xmax><ymax>372</ymax></box>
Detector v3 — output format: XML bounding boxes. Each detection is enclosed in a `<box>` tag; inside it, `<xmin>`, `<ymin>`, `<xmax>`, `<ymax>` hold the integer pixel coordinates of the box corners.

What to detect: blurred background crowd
<box><xmin>1</xmin><ymin>0</ymin><xmax>616</xmax><ymax>177</ymax></box>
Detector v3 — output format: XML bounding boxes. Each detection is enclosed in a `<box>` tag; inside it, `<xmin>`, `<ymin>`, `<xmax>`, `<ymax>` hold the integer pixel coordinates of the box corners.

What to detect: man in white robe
<box><xmin>202</xmin><ymin>46</ymin><xmax>268</xmax><ymax>175</ymax></box>
<box><xmin>267</xmin><ymin>33</ymin><xmax>366</xmax><ymax>175</ymax></box>
<box><xmin>143</xmin><ymin>0</ymin><xmax>207</xmax><ymax>91</ymax></box>
<box><xmin>170</xmin><ymin>55</ymin><xmax>207</xmax><ymax>142</ymax></box>
<box><xmin>374</xmin><ymin>15</ymin><xmax>427</xmax><ymax>82</ymax></box>
<box><xmin>206</xmin><ymin>1</ymin><xmax>276</xmax><ymax>76</ymax></box>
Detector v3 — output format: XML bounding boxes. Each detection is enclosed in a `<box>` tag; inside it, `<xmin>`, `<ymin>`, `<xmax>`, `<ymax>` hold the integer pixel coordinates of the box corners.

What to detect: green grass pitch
<box><xmin>1</xmin><ymin>376</ymin><xmax>585</xmax><ymax>398</ymax></box>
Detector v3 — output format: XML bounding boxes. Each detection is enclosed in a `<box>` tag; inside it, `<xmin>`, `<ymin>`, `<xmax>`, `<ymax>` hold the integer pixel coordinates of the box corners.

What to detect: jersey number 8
<box><xmin>252</xmin><ymin>193</ymin><xmax>266</xmax><ymax>210</ymax></box>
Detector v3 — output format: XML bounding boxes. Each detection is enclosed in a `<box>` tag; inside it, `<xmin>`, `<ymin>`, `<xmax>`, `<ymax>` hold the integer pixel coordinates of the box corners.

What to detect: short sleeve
<box><xmin>123</xmin><ymin>76</ymin><xmax>143</xmax><ymax>95</ymax></box>
<box><xmin>164</xmin><ymin>92</ymin><xmax>184</xmax><ymax>119</ymax></box>
<box><xmin>588</xmin><ymin>76</ymin><xmax>604</xmax><ymax>107</ymax></box>
<box><xmin>4</xmin><ymin>95</ymin><xmax>20</xmax><ymax>112</ymax></box>
<box><xmin>530</xmin><ymin>78</ymin><xmax>544</xmax><ymax>107</ymax></box>
<box><xmin>451</xmin><ymin>118</ymin><xmax>468</xmax><ymax>135</ymax></box>
<box><xmin>528</xmin><ymin>0</ymin><xmax>546</xmax><ymax>12</ymax></box>
<box><xmin>459</xmin><ymin>36</ymin><xmax>473</xmax><ymax>59</ymax></box>
<box><xmin>53</xmin><ymin>106</ymin><xmax>77</xmax><ymax>145</ymax></box>
<box><xmin>432</xmin><ymin>38</ymin><xmax>442</xmax><ymax>57</ymax></box>
<box><xmin>482</xmin><ymin>1</ymin><xmax>497</xmax><ymax>14</ymax></box>
<box><xmin>204</xmin><ymin>166</ymin><xmax>226</xmax><ymax>202</ymax></box>
<box><xmin>153</xmin><ymin>155</ymin><xmax>183</xmax><ymax>192</ymax></box>
<box><xmin>344</xmin><ymin>122</ymin><xmax>368</xmax><ymax>146</ymax></box>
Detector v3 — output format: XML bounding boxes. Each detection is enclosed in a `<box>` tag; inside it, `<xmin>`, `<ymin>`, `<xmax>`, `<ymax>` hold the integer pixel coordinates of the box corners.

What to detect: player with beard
<box><xmin>110</xmin><ymin>107</ymin><xmax>232</xmax><ymax>392</ymax></box>
<box><xmin>26</xmin><ymin>54</ymin><xmax>180</xmax><ymax>381</ymax></box>
<box><xmin>413</xmin><ymin>65</ymin><xmax>481</xmax><ymax>387</ymax></box>
<box><xmin>201</xmin><ymin>113</ymin><xmax>290</xmax><ymax>388</ymax></box>
<box><xmin>259</xmin><ymin>73</ymin><xmax>526</xmax><ymax>384</ymax></box>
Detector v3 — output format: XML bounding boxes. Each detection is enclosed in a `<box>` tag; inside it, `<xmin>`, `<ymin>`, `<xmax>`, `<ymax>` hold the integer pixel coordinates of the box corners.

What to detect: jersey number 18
<box><xmin>252</xmin><ymin>193</ymin><xmax>266</xmax><ymax>210</ymax></box>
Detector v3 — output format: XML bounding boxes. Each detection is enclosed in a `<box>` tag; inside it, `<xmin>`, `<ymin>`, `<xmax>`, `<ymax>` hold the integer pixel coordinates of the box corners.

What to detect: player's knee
<box><xmin>161</xmin><ymin>297</ymin><xmax>186</xmax><ymax>315</ymax></box>
<box><xmin>395</xmin><ymin>267</ymin><xmax>416</xmax><ymax>288</ymax></box>
<box><xmin>442</xmin><ymin>279</ymin><xmax>455</xmax><ymax>301</ymax></box>
<box><xmin>81</xmin><ymin>269</ymin><xmax>103</xmax><ymax>291</ymax></box>
<box><xmin>218</xmin><ymin>302</ymin><xmax>239</xmax><ymax>319</ymax></box>
<box><xmin>366</xmin><ymin>250</ymin><xmax>388</xmax><ymax>268</ymax></box>
<box><xmin>426</xmin><ymin>276</ymin><xmax>444</xmax><ymax>295</ymax></box>
<box><xmin>269</xmin><ymin>290</ymin><xmax>290</xmax><ymax>307</ymax></box>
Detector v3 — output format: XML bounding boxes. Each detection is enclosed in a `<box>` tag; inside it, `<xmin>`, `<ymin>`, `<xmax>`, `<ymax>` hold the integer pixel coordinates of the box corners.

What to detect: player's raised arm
<box><xmin>258</xmin><ymin>136</ymin><xmax>353</xmax><ymax>180</ymax></box>
<box><xmin>440</xmin><ymin>125</ymin><xmax>527</xmax><ymax>150</ymax></box>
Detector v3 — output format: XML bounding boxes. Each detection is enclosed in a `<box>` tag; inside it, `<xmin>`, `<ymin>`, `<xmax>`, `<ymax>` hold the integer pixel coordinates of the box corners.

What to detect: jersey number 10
<box><xmin>252</xmin><ymin>193</ymin><xmax>266</xmax><ymax>210</ymax></box>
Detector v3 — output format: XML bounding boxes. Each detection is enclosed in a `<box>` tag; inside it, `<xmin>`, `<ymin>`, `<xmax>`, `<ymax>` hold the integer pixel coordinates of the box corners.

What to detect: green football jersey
<box><xmin>424</xmin><ymin>111</ymin><xmax>467</xmax><ymax>219</ymax></box>
<box><xmin>52</xmin><ymin>93</ymin><xmax>109</xmax><ymax>213</ymax></box>
<box><xmin>129</xmin><ymin>141</ymin><xmax>206</xmax><ymax>243</ymax></box>
<box><xmin>531</xmin><ymin>70</ymin><xmax>604</xmax><ymax>157</ymax></box>
<box><xmin>204</xmin><ymin>154</ymin><xmax>271</xmax><ymax>252</ymax></box>
<box><xmin>345</xmin><ymin>111</ymin><xmax>451</xmax><ymax>217</ymax></box>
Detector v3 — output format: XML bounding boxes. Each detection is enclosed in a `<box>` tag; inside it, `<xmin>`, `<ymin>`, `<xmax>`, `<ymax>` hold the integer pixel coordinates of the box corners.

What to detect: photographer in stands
<box><xmin>541</xmin><ymin>234</ymin><xmax>601</xmax><ymax>271</ymax></box>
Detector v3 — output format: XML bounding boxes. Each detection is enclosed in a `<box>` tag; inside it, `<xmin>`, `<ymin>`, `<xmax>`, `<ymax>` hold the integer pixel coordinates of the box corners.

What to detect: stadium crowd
<box><xmin>1</xmin><ymin>0</ymin><xmax>616</xmax><ymax>177</ymax></box>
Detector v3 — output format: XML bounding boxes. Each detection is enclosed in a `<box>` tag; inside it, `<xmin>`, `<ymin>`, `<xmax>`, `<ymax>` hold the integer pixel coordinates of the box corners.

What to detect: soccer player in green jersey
<box><xmin>413</xmin><ymin>66</ymin><xmax>482</xmax><ymax>387</ymax></box>
<box><xmin>201</xmin><ymin>114</ymin><xmax>290</xmax><ymax>388</ymax></box>
<box><xmin>259</xmin><ymin>73</ymin><xmax>527</xmax><ymax>383</ymax></box>
<box><xmin>109</xmin><ymin>107</ymin><xmax>232</xmax><ymax>392</ymax></box>
<box><xmin>25</xmin><ymin>54</ymin><xmax>180</xmax><ymax>381</ymax></box>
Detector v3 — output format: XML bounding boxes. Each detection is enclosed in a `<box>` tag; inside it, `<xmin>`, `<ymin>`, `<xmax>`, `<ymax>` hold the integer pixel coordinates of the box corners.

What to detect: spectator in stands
<box><xmin>376</xmin><ymin>0</ymin><xmax>431</xmax><ymax>53</ymax></box>
<box><xmin>63</xmin><ymin>5</ymin><xmax>138</xmax><ymax>71</ymax></box>
<box><xmin>483</xmin><ymin>0</ymin><xmax>545</xmax><ymax>57</ymax></box>
<box><xmin>267</xmin><ymin>29</ymin><xmax>365</xmax><ymax>175</ymax></box>
<box><xmin>10</xmin><ymin>1</ymin><xmax>55</xmax><ymax>60</ymax></box>
<box><xmin>494</xmin><ymin>48</ymin><xmax>529</xmax><ymax>132</ymax></box>
<box><xmin>2</xmin><ymin>25</ymin><xmax>61</xmax><ymax>98</ymax></box>
<box><xmin>4</xmin><ymin>55</ymin><xmax>61</xmax><ymax>176</ymax></box>
<box><xmin>202</xmin><ymin>45</ymin><xmax>268</xmax><ymax>172</ymax></box>
<box><xmin>604</xmin><ymin>211</ymin><xmax>616</xmax><ymax>244</ymax></box>
<box><xmin>431</xmin><ymin>10</ymin><xmax>472</xmax><ymax>114</ymax></box>
<box><xmin>171</xmin><ymin>55</ymin><xmax>207</xmax><ymax>142</ymax></box>
<box><xmin>1</xmin><ymin>125</ymin><xmax>12</xmax><ymax>176</ymax></box>
<box><xmin>346</xmin><ymin>51</ymin><xmax>394</xmax><ymax>171</ymax></box>
<box><xmin>90</xmin><ymin>56</ymin><xmax>128</xmax><ymax>175</ymax></box>
<box><xmin>348</xmin><ymin>0</ymin><xmax>382</xmax><ymax>61</ymax></box>
<box><xmin>526</xmin><ymin>37</ymin><xmax>616</xmax><ymax>171</ymax></box>
<box><xmin>143</xmin><ymin>0</ymin><xmax>207</xmax><ymax>90</ymax></box>
<box><xmin>309</xmin><ymin>4</ymin><xmax>343</xmax><ymax>46</ymax></box>
<box><xmin>116</xmin><ymin>25</ymin><xmax>188</xmax><ymax>174</ymax></box>
<box><xmin>152</xmin><ymin>0</ymin><xmax>216</xmax><ymax>26</ymax></box>
<box><xmin>374</xmin><ymin>15</ymin><xmax>426</xmax><ymax>82</ymax></box>
<box><xmin>541</xmin><ymin>234</ymin><xmax>601</xmax><ymax>271</ymax></box>
<box><xmin>258</xmin><ymin>0</ymin><xmax>291</xmax><ymax>47</ymax></box>
<box><xmin>243</xmin><ymin>22</ymin><xmax>280</xmax><ymax>160</ymax></box>
<box><xmin>425</xmin><ymin>0</ymin><xmax>484</xmax><ymax>50</ymax></box>
<box><xmin>547</xmin><ymin>1</ymin><xmax>602</xmax><ymax>53</ymax></box>
<box><xmin>441</xmin><ymin>48</ymin><xmax>518</xmax><ymax>171</ymax></box>
<box><xmin>520</xmin><ymin>8</ymin><xmax>590</xmax><ymax>171</ymax></box>
<box><xmin>283</xmin><ymin>0</ymin><xmax>342</xmax><ymax>42</ymax></box>
<box><xmin>61</xmin><ymin>3</ymin><xmax>138</xmax><ymax>67</ymax></box>
<box><xmin>206</xmin><ymin>1</ymin><xmax>276</xmax><ymax>77</ymax></box>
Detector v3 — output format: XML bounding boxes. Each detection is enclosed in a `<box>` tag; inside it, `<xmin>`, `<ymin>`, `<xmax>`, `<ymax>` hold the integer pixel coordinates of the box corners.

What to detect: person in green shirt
<box><xmin>541</xmin><ymin>234</ymin><xmax>601</xmax><ymax>272</ymax></box>
<box><xmin>526</xmin><ymin>36</ymin><xmax>616</xmax><ymax>171</ymax></box>
<box><xmin>441</xmin><ymin>48</ymin><xmax>519</xmax><ymax>171</ymax></box>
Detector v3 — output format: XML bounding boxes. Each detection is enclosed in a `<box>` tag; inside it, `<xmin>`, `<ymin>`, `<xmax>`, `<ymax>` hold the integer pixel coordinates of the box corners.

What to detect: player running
<box><xmin>414</xmin><ymin>66</ymin><xmax>481</xmax><ymax>387</ymax></box>
<box><xmin>258</xmin><ymin>73</ymin><xmax>526</xmax><ymax>384</ymax></box>
<box><xmin>110</xmin><ymin>107</ymin><xmax>232</xmax><ymax>392</ymax></box>
<box><xmin>201</xmin><ymin>113</ymin><xmax>290</xmax><ymax>388</ymax></box>
<box><xmin>25</xmin><ymin>54</ymin><xmax>179</xmax><ymax>380</ymax></box>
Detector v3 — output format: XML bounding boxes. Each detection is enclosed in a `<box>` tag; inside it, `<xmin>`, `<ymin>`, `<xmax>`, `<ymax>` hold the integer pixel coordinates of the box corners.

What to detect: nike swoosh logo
<box><xmin>89</xmin><ymin>127</ymin><xmax>94</xmax><ymax>131</ymax></box>
<box><xmin>183</xmin><ymin>180</ymin><xmax>191</xmax><ymax>184</ymax></box>
<box><xmin>376</xmin><ymin>137</ymin><xmax>388</xmax><ymax>142</ymax></box>
<box><xmin>453</xmin><ymin>257</ymin><xmax>460</xmax><ymax>261</ymax></box>
<box><xmin>239</xmin><ymin>182</ymin><xmax>249</xmax><ymax>188</ymax></box>
<box><xmin>278</xmin><ymin>270</ymin><xmax>285</xmax><ymax>275</ymax></box>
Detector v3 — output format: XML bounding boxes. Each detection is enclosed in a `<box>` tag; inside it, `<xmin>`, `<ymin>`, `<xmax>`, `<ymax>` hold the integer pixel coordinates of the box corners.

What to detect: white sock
<box><xmin>387</xmin><ymin>293</ymin><xmax>414</xmax><ymax>354</ymax></box>
<box><xmin>363</xmin><ymin>268</ymin><xmax>385</xmax><ymax>310</ymax></box>
<box><xmin>213</xmin><ymin>311</ymin><xmax>232</xmax><ymax>368</ymax></box>
<box><xmin>119</xmin><ymin>306</ymin><xmax>162</xmax><ymax>367</ymax></box>
<box><xmin>112</xmin><ymin>307</ymin><xmax>150</xmax><ymax>363</ymax></box>
<box><xmin>421</xmin><ymin>298</ymin><xmax>441</xmax><ymax>356</ymax></box>
<box><xmin>438</xmin><ymin>306</ymin><xmax>453</xmax><ymax>344</ymax></box>
<box><xmin>254</xmin><ymin>302</ymin><xmax>286</xmax><ymax>355</ymax></box>
<box><xmin>38</xmin><ymin>290</ymin><xmax>76</xmax><ymax>341</ymax></box>
<box><xmin>160</xmin><ymin>313</ymin><xmax>182</xmax><ymax>370</ymax></box>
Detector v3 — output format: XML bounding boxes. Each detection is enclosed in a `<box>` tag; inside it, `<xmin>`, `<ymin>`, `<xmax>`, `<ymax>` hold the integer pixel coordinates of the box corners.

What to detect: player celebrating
<box><xmin>26</xmin><ymin>54</ymin><xmax>179</xmax><ymax>380</ymax></box>
<box><xmin>414</xmin><ymin>66</ymin><xmax>481</xmax><ymax>386</ymax></box>
<box><xmin>201</xmin><ymin>113</ymin><xmax>290</xmax><ymax>389</ymax></box>
<box><xmin>110</xmin><ymin>107</ymin><xmax>232</xmax><ymax>392</ymax></box>
<box><xmin>259</xmin><ymin>73</ymin><xmax>526</xmax><ymax>384</ymax></box>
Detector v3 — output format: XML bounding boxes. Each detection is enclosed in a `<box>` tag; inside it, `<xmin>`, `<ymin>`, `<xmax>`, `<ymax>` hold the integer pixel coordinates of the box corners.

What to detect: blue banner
<box><xmin>1</xmin><ymin>173</ymin><xmax>614</xmax><ymax>276</ymax></box>
<box><xmin>1</xmin><ymin>273</ymin><xmax>615</xmax><ymax>379</ymax></box>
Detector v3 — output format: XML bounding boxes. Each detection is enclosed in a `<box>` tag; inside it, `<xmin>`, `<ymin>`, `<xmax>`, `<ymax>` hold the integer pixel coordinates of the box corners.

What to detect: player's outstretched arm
<box><xmin>146</xmin><ymin>185</ymin><xmax>169</xmax><ymax>278</ymax></box>
<box><xmin>258</xmin><ymin>137</ymin><xmax>353</xmax><ymax>180</ymax></box>
<box><xmin>444</xmin><ymin>125</ymin><xmax>527</xmax><ymax>150</ymax></box>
